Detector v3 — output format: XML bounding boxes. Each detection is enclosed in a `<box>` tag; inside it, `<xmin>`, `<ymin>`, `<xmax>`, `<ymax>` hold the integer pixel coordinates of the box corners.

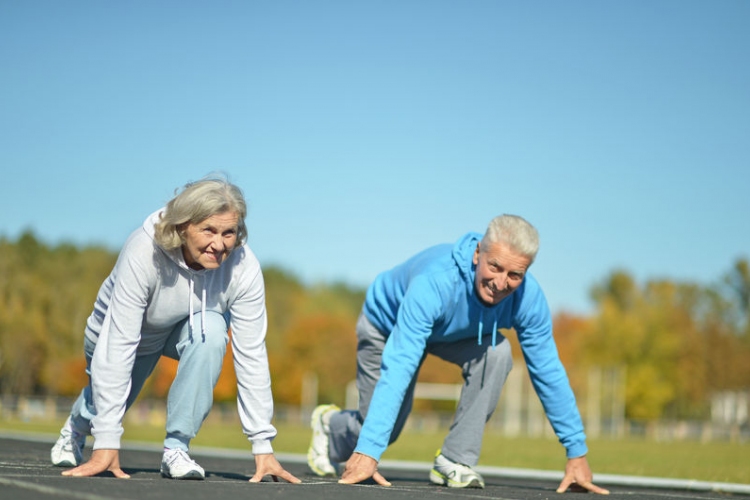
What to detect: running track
<box><xmin>1</xmin><ymin>433</ymin><xmax>747</xmax><ymax>499</ymax></box>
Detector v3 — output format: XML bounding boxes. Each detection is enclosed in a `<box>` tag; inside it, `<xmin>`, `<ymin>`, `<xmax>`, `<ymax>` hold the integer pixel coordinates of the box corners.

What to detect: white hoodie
<box><xmin>85</xmin><ymin>210</ymin><xmax>276</xmax><ymax>455</ymax></box>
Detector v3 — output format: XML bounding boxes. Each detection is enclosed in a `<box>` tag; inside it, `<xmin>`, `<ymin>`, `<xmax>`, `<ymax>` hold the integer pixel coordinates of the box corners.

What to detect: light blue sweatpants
<box><xmin>328</xmin><ymin>311</ymin><xmax>513</xmax><ymax>466</ymax></box>
<box><xmin>68</xmin><ymin>311</ymin><xmax>229</xmax><ymax>452</ymax></box>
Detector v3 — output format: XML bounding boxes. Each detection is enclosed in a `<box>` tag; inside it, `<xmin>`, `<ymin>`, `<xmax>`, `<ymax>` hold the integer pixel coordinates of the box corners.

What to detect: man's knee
<box><xmin>487</xmin><ymin>337</ymin><xmax>512</xmax><ymax>359</ymax></box>
<box><xmin>482</xmin><ymin>339</ymin><xmax>513</xmax><ymax>381</ymax></box>
<box><xmin>488</xmin><ymin>337</ymin><xmax>512</xmax><ymax>361</ymax></box>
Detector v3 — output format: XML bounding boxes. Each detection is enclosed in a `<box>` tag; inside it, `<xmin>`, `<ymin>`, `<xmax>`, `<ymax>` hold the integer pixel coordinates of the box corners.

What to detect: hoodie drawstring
<box><xmin>189</xmin><ymin>277</ymin><xmax>194</xmax><ymax>342</ymax></box>
<box><xmin>477</xmin><ymin>310</ymin><xmax>498</xmax><ymax>349</ymax></box>
<box><xmin>188</xmin><ymin>275</ymin><xmax>207</xmax><ymax>343</ymax></box>
<box><xmin>478</xmin><ymin>312</ymin><xmax>483</xmax><ymax>346</ymax></box>
<box><xmin>201</xmin><ymin>286</ymin><xmax>206</xmax><ymax>342</ymax></box>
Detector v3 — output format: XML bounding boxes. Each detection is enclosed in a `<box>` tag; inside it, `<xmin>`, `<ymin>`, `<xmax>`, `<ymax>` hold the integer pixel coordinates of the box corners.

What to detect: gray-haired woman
<box><xmin>51</xmin><ymin>176</ymin><xmax>300</xmax><ymax>484</ymax></box>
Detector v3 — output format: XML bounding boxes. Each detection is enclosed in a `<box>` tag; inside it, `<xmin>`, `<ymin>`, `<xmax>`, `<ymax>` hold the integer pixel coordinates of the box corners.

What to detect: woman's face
<box><xmin>181</xmin><ymin>211</ymin><xmax>239</xmax><ymax>270</ymax></box>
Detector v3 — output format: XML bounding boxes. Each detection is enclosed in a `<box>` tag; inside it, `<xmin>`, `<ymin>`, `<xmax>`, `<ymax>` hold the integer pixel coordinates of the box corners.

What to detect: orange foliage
<box><xmin>552</xmin><ymin>312</ymin><xmax>590</xmax><ymax>367</ymax></box>
<box><xmin>213</xmin><ymin>331</ymin><xmax>237</xmax><ymax>402</ymax></box>
<box><xmin>268</xmin><ymin>312</ymin><xmax>357</xmax><ymax>405</ymax></box>
<box><xmin>45</xmin><ymin>356</ymin><xmax>89</xmax><ymax>395</ymax></box>
<box><xmin>485</xmin><ymin>315</ymin><xmax>591</xmax><ymax>399</ymax></box>
<box><xmin>149</xmin><ymin>357</ymin><xmax>177</xmax><ymax>398</ymax></box>
<box><xmin>551</xmin><ymin>312</ymin><xmax>592</xmax><ymax>394</ymax></box>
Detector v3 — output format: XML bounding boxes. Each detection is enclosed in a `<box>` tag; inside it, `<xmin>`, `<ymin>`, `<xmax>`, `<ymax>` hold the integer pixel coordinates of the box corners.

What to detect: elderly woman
<box><xmin>51</xmin><ymin>177</ymin><xmax>299</xmax><ymax>483</ymax></box>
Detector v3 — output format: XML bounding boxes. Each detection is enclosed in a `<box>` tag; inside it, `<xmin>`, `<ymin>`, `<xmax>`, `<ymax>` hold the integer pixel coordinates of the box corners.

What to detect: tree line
<box><xmin>1</xmin><ymin>231</ymin><xmax>748</xmax><ymax>421</ymax></box>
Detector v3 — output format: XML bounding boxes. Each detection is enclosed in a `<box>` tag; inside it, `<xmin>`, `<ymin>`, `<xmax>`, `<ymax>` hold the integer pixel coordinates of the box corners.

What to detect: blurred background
<box><xmin>1</xmin><ymin>0</ymin><xmax>748</xmax><ymax>473</ymax></box>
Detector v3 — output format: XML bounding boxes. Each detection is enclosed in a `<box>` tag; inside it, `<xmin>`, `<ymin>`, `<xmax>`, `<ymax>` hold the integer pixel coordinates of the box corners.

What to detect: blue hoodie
<box><xmin>357</xmin><ymin>232</ymin><xmax>587</xmax><ymax>461</ymax></box>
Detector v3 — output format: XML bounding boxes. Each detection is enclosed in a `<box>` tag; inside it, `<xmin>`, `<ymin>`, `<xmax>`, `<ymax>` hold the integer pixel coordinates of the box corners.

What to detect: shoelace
<box><xmin>165</xmin><ymin>449</ymin><xmax>197</xmax><ymax>467</ymax></box>
<box><xmin>61</xmin><ymin>430</ymin><xmax>85</xmax><ymax>451</ymax></box>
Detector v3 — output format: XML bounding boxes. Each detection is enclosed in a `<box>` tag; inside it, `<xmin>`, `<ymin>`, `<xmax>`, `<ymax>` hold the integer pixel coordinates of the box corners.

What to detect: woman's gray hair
<box><xmin>480</xmin><ymin>214</ymin><xmax>540</xmax><ymax>264</ymax></box>
<box><xmin>154</xmin><ymin>176</ymin><xmax>248</xmax><ymax>251</ymax></box>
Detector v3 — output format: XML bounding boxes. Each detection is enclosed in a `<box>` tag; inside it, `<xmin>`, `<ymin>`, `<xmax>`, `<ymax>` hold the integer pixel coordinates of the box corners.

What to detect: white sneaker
<box><xmin>160</xmin><ymin>449</ymin><xmax>205</xmax><ymax>480</ymax></box>
<box><xmin>50</xmin><ymin>416</ymin><xmax>87</xmax><ymax>467</ymax></box>
<box><xmin>429</xmin><ymin>450</ymin><xmax>485</xmax><ymax>488</ymax></box>
<box><xmin>307</xmin><ymin>404</ymin><xmax>340</xmax><ymax>477</ymax></box>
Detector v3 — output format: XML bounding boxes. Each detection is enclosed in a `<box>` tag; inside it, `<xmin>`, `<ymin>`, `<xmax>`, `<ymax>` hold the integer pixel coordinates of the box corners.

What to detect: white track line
<box><xmin>0</xmin><ymin>477</ymin><xmax>111</xmax><ymax>500</ymax></box>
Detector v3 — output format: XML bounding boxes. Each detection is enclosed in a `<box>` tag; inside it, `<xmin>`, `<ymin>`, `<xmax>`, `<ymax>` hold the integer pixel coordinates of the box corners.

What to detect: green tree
<box><xmin>723</xmin><ymin>258</ymin><xmax>750</xmax><ymax>337</ymax></box>
<box><xmin>0</xmin><ymin>232</ymin><xmax>115</xmax><ymax>396</ymax></box>
<box><xmin>586</xmin><ymin>265</ymin><xmax>750</xmax><ymax>421</ymax></box>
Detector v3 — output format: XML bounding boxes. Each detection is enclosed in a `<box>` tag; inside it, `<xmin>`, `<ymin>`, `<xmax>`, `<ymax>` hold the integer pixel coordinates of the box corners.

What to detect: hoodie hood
<box><xmin>452</xmin><ymin>232</ymin><xmax>481</xmax><ymax>291</ymax></box>
<box><xmin>142</xmin><ymin>209</ymin><xmax>192</xmax><ymax>271</ymax></box>
<box><xmin>452</xmin><ymin>231</ymin><xmax>500</xmax><ymax>347</ymax></box>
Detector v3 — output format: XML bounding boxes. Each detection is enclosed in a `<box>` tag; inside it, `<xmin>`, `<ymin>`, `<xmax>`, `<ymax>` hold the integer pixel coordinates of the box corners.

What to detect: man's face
<box><xmin>472</xmin><ymin>242</ymin><xmax>531</xmax><ymax>306</ymax></box>
<box><xmin>181</xmin><ymin>211</ymin><xmax>239</xmax><ymax>270</ymax></box>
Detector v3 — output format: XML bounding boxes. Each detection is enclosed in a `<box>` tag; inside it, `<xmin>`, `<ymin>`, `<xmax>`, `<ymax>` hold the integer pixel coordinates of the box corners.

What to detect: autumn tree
<box><xmin>2</xmin><ymin>231</ymin><xmax>747</xmax><ymax>427</ymax></box>
<box><xmin>585</xmin><ymin>265</ymin><xmax>750</xmax><ymax>420</ymax></box>
<box><xmin>0</xmin><ymin>232</ymin><xmax>114</xmax><ymax>396</ymax></box>
<box><xmin>266</xmin><ymin>281</ymin><xmax>363</xmax><ymax>406</ymax></box>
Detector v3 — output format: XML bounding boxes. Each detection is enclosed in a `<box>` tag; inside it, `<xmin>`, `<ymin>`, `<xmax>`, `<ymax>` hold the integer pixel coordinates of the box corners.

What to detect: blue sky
<box><xmin>1</xmin><ymin>1</ymin><xmax>748</xmax><ymax>315</ymax></box>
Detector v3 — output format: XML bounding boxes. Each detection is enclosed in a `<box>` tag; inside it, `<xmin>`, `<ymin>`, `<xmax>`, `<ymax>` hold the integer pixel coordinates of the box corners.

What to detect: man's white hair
<box><xmin>480</xmin><ymin>214</ymin><xmax>540</xmax><ymax>264</ymax></box>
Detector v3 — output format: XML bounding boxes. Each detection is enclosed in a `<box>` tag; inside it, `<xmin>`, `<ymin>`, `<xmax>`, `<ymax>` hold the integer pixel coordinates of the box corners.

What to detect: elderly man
<box><xmin>308</xmin><ymin>214</ymin><xmax>608</xmax><ymax>494</ymax></box>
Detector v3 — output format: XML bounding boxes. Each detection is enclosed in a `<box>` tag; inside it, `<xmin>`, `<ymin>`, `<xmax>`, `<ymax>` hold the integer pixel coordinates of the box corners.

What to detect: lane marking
<box><xmin>0</xmin><ymin>477</ymin><xmax>111</xmax><ymax>500</ymax></box>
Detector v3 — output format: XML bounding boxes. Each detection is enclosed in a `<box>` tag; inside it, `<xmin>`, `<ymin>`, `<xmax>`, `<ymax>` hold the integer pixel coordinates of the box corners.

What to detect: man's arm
<box><xmin>344</xmin><ymin>277</ymin><xmax>444</xmax><ymax>483</ymax></box>
<box><xmin>353</xmin><ymin>277</ymin><xmax>441</xmax><ymax>462</ymax></box>
<box><xmin>557</xmin><ymin>456</ymin><xmax>609</xmax><ymax>495</ymax></box>
<box><xmin>514</xmin><ymin>278</ymin><xmax>587</xmax><ymax>458</ymax></box>
<box><xmin>514</xmin><ymin>278</ymin><xmax>608</xmax><ymax>494</ymax></box>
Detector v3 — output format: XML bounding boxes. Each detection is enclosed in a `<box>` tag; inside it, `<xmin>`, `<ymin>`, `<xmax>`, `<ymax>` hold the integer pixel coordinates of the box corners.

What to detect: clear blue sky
<box><xmin>1</xmin><ymin>1</ymin><xmax>748</xmax><ymax>315</ymax></box>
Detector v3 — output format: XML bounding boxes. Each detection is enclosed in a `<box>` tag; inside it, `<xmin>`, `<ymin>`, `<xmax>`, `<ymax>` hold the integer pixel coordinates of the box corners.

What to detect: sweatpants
<box><xmin>328</xmin><ymin>311</ymin><xmax>513</xmax><ymax>466</ymax></box>
<box><xmin>67</xmin><ymin>311</ymin><xmax>229</xmax><ymax>452</ymax></box>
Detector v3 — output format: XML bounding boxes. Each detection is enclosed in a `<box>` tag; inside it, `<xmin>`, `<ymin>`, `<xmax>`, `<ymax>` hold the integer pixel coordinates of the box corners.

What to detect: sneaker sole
<box><xmin>307</xmin><ymin>460</ymin><xmax>336</xmax><ymax>477</ymax></box>
<box><xmin>307</xmin><ymin>404</ymin><xmax>339</xmax><ymax>477</ymax></box>
<box><xmin>160</xmin><ymin>470</ymin><xmax>205</xmax><ymax>480</ymax></box>
<box><xmin>429</xmin><ymin>469</ymin><xmax>484</xmax><ymax>488</ymax></box>
<box><xmin>50</xmin><ymin>448</ymin><xmax>83</xmax><ymax>467</ymax></box>
<box><xmin>51</xmin><ymin>458</ymin><xmax>79</xmax><ymax>468</ymax></box>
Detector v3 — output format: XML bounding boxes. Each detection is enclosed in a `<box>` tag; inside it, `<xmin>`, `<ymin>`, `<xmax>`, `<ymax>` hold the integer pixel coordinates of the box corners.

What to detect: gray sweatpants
<box><xmin>328</xmin><ymin>311</ymin><xmax>513</xmax><ymax>466</ymax></box>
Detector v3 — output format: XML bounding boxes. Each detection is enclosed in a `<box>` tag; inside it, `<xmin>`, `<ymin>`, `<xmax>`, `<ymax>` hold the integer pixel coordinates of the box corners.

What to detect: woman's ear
<box><xmin>176</xmin><ymin>223</ymin><xmax>188</xmax><ymax>241</ymax></box>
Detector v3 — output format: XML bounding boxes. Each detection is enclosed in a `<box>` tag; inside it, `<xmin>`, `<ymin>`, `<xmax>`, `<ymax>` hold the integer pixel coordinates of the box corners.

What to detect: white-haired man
<box><xmin>308</xmin><ymin>214</ymin><xmax>608</xmax><ymax>494</ymax></box>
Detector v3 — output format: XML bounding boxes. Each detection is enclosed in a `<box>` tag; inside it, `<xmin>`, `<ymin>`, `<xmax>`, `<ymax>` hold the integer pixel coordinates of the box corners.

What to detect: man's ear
<box><xmin>473</xmin><ymin>243</ymin><xmax>481</xmax><ymax>265</ymax></box>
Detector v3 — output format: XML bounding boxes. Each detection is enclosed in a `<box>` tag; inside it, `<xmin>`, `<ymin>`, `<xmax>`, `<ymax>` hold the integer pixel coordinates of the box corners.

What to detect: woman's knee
<box><xmin>183</xmin><ymin>312</ymin><xmax>229</xmax><ymax>354</ymax></box>
<box><xmin>201</xmin><ymin>312</ymin><xmax>229</xmax><ymax>348</ymax></box>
